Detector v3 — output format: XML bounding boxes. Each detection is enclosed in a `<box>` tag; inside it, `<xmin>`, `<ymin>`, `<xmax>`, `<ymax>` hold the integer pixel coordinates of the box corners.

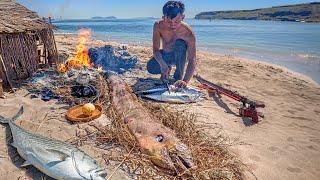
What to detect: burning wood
<box><xmin>57</xmin><ymin>28</ymin><xmax>92</xmax><ymax>73</ymax></box>
<box><xmin>57</xmin><ymin>63</ymin><xmax>68</xmax><ymax>73</ymax></box>
<box><xmin>107</xmin><ymin>74</ymin><xmax>194</xmax><ymax>173</ymax></box>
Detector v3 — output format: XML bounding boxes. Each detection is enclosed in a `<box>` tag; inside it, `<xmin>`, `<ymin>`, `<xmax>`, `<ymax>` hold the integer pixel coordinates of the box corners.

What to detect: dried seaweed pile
<box><xmin>95</xmin><ymin>78</ymin><xmax>246</xmax><ymax>179</ymax></box>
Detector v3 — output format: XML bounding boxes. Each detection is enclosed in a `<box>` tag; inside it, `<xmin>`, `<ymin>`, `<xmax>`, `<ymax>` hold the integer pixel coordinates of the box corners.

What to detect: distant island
<box><xmin>195</xmin><ymin>2</ymin><xmax>320</xmax><ymax>22</ymax></box>
<box><xmin>91</xmin><ymin>16</ymin><xmax>117</xmax><ymax>20</ymax></box>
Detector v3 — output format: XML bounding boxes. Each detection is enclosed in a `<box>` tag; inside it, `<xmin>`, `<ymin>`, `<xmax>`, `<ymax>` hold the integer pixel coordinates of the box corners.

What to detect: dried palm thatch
<box><xmin>0</xmin><ymin>0</ymin><xmax>53</xmax><ymax>33</ymax></box>
<box><xmin>0</xmin><ymin>0</ymin><xmax>58</xmax><ymax>87</ymax></box>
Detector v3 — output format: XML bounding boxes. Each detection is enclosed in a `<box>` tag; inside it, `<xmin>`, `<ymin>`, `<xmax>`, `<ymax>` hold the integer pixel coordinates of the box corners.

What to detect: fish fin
<box><xmin>45</xmin><ymin>149</ymin><xmax>70</xmax><ymax>161</ymax></box>
<box><xmin>20</xmin><ymin>160</ymin><xmax>32</xmax><ymax>167</ymax></box>
<box><xmin>0</xmin><ymin>115</ymin><xmax>9</xmax><ymax>124</ymax></box>
<box><xmin>27</xmin><ymin>149</ymin><xmax>66</xmax><ymax>168</ymax></box>
<box><xmin>11</xmin><ymin>106</ymin><xmax>24</xmax><ymax>121</ymax></box>
<box><xmin>10</xmin><ymin>142</ymin><xmax>18</xmax><ymax>148</ymax></box>
<box><xmin>32</xmin><ymin>147</ymin><xmax>69</xmax><ymax>162</ymax></box>
<box><xmin>0</xmin><ymin>106</ymin><xmax>24</xmax><ymax>124</ymax></box>
<box><xmin>25</xmin><ymin>151</ymin><xmax>44</xmax><ymax>167</ymax></box>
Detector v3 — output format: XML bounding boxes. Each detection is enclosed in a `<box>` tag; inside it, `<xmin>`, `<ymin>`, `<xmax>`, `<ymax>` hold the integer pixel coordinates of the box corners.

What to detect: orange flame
<box><xmin>57</xmin><ymin>28</ymin><xmax>94</xmax><ymax>73</ymax></box>
<box><xmin>57</xmin><ymin>63</ymin><xmax>68</xmax><ymax>73</ymax></box>
<box><xmin>62</xmin><ymin>28</ymin><xmax>91</xmax><ymax>70</ymax></box>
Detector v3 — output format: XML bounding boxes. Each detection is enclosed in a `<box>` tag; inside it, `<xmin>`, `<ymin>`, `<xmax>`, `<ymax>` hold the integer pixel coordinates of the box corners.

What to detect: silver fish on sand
<box><xmin>136</xmin><ymin>85</ymin><xmax>205</xmax><ymax>104</ymax></box>
<box><xmin>0</xmin><ymin>107</ymin><xmax>107</xmax><ymax>180</ymax></box>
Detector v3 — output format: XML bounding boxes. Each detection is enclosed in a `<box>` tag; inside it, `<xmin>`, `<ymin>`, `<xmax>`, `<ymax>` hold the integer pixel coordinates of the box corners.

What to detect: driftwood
<box><xmin>107</xmin><ymin>74</ymin><xmax>194</xmax><ymax>173</ymax></box>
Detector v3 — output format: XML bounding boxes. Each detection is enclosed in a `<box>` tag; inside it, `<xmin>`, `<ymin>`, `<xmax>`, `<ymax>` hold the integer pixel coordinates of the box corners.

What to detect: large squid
<box><xmin>107</xmin><ymin>74</ymin><xmax>193</xmax><ymax>173</ymax></box>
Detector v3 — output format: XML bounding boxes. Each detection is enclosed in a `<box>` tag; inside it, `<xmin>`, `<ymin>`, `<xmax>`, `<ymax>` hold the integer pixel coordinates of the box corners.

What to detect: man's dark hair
<box><xmin>163</xmin><ymin>1</ymin><xmax>185</xmax><ymax>19</ymax></box>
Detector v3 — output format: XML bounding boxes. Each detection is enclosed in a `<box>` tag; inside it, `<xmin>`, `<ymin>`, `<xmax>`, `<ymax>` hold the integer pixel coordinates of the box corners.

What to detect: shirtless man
<box><xmin>147</xmin><ymin>1</ymin><xmax>196</xmax><ymax>88</ymax></box>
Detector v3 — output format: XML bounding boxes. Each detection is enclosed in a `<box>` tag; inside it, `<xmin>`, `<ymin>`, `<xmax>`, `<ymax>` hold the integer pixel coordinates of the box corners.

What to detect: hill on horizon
<box><xmin>195</xmin><ymin>2</ymin><xmax>320</xmax><ymax>22</ymax></box>
<box><xmin>91</xmin><ymin>16</ymin><xmax>117</xmax><ymax>20</ymax></box>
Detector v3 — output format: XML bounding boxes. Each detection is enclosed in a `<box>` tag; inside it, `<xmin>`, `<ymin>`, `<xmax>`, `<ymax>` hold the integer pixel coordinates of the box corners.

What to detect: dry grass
<box><xmin>95</xmin><ymin>79</ymin><xmax>246</xmax><ymax>179</ymax></box>
<box><xmin>146</xmin><ymin>102</ymin><xmax>245</xmax><ymax>179</ymax></box>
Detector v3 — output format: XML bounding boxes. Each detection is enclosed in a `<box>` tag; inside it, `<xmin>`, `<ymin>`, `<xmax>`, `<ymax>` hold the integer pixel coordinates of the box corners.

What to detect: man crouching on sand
<box><xmin>147</xmin><ymin>1</ymin><xmax>196</xmax><ymax>88</ymax></box>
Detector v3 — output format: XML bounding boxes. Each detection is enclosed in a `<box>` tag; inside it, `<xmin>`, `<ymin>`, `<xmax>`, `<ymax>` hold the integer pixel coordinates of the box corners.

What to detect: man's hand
<box><xmin>160</xmin><ymin>63</ymin><xmax>171</xmax><ymax>80</ymax></box>
<box><xmin>174</xmin><ymin>80</ymin><xmax>187</xmax><ymax>88</ymax></box>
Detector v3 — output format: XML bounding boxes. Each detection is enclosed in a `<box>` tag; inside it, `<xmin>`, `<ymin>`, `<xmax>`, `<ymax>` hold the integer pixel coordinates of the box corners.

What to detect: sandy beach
<box><xmin>0</xmin><ymin>34</ymin><xmax>319</xmax><ymax>179</ymax></box>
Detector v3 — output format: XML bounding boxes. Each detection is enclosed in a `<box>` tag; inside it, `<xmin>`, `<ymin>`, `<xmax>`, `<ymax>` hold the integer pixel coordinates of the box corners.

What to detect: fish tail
<box><xmin>0</xmin><ymin>106</ymin><xmax>24</xmax><ymax>124</ymax></box>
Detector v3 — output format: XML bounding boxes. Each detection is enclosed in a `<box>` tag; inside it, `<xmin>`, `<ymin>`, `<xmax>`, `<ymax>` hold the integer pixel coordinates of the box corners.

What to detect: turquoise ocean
<box><xmin>53</xmin><ymin>18</ymin><xmax>320</xmax><ymax>84</ymax></box>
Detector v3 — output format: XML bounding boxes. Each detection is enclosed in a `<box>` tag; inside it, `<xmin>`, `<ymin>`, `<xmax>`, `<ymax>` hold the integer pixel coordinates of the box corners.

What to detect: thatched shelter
<box><xmin>0</xmin><ymin>0</ymin><xmax>58</xmax><ymax>87</ymax></box>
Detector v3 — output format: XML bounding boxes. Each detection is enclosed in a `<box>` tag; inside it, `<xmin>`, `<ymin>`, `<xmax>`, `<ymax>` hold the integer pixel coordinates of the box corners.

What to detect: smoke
<box><xmin>17</xmin><ymin>0</ymin><xmax>73</xmax><ymax>19</ymax></box>
<box><xmin>58</xmin><ymin>0</ymin><xmax>73</xmax><ymax>18</ymax></box>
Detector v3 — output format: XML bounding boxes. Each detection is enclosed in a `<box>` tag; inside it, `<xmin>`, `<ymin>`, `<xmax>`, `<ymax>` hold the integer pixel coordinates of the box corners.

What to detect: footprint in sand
<box><xmin>286</xmin><ymin>144</ymin><xmax>298</xmax><ymax>151</ymax></box>
<box><xmin>291</xmin><ymin>106</ymin><xmax>305</xmax><ymax>112</ymax></box>
<box><xmin>287</xmin><ymin>167</ymin><xmax>302</xmax><ymax>173</ymax></box>
<box><xmin>287</xmin><ymin>137</ymin><xmax>294</xmax><ymax>142</ymax></box>
<box><xmin>268</xmin><ymin>146</ymin><xmax>279</xmax><ymax>152</ymax></box>
<box><xmin>249</xmin><ymin>155</ymin><xmax>261</xmax><ymax>162</ymax></box>
<box><xmin>309</xmin><ymin>138</ymin><xmax>320</xmax><ymax>145</ymax></box>
<box><xmin>307</xmin><ymin>145</ymin><xmax>317</xmax><ymax>151</ymax></box>
<box><xmin>287</xmin><ymin>110</ymin><xmax>296</xmax><ymax>115</ymax></box>
<box><xmin>282</xmin><ymin>115</ymin><xmax>312</xmax><ymax>122</ymax></box>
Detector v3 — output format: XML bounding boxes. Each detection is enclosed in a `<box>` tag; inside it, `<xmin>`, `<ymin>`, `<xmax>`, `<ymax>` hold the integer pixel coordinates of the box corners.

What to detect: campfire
<box><xmin>29</xmin><ymin>27</ymin><xmax>139</xmax><ymax>107</ymax></box>
<box><xmin>58</xmin><ymin>28</ymin><xmax>92</xmax><ymax>73</ymax></box>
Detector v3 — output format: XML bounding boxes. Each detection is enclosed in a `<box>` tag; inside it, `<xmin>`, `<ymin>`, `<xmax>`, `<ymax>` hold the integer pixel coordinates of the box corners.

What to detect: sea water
<box><xmin>53</xmin><ymin>18</ymin><xmax>320</xmax><ymax>84</ymax></box>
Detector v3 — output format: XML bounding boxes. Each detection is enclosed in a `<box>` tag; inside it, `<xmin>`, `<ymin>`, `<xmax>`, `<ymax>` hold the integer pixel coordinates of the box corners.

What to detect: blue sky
<box><xmin>18</xmin><ymin>0</ymin><xmax>319</xmax><ymax>19</ymax></box>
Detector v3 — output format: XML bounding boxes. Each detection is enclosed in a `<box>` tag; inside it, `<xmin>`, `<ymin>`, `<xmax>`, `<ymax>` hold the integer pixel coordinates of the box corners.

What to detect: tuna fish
<box><xmin>0</xmin><ymin>107</ymin><xmax>107</xmax><ymax>180</ymax></box>
<box><xmin>136</xmin><ymin>85</ymin><xmax>205</xmax><ymax>104</ymax></box>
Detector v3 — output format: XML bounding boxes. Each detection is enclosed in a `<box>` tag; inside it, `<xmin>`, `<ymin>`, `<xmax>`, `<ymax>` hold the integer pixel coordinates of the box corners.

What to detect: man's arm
<box><xmin>153</xmin><ymin>22</ymin><xmax>170</xmax><ymax>79</ymax></box>
<box><xmin>183</xmin><ymin>32</ymin><xmax>196</xmax><ymax>83</ymax></box>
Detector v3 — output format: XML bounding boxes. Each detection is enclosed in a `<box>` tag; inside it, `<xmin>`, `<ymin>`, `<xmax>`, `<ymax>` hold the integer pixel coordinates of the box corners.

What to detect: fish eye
<box><xmin>155</xmin><ymin>134</ymin><xmax>164</xmax><ymax>142</ymax></box>
<box><xmin>99</xmin><ymin>172</ymin><xmax>108</xmax><ymax>178</ymax></box>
